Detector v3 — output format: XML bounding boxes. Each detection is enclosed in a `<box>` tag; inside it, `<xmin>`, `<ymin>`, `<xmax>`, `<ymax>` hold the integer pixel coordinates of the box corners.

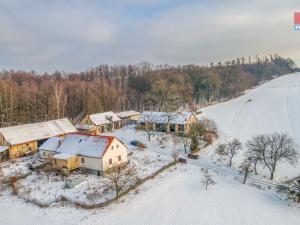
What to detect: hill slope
<box><xmin>200</xmin><ymin>73</ymin><xmax>300</xmax><ymax>177</ymax></box>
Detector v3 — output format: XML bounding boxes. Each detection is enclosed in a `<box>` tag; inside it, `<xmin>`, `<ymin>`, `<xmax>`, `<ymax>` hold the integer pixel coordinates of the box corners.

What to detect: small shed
<box><xmin>117</xmin><ymin>110</ymin><xmax>141</xmax><ymax>125</ymax></box>
<box><xmin>137</xmin><ymin>111</ymin><xmax>198</xmax><ymax>134</ymax></box>
<box><xmin>76</xmin><ymin>111</ymin><xmax>122</xmax><ymax>134</ymax></box>
<box><xmin>53</xmin><ymin>153</ymin><xmax>80</xmax><ymax>171</ymax></box>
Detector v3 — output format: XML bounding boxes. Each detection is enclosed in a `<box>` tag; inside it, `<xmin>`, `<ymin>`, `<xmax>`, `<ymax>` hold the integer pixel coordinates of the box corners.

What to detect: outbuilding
<box><xmin>117</xmin><ymin>110</ymin><xmax>141</xmax><ymax>126</ymax></box>
<box><xmin>137</xmin><ymin>111</ymin><xmax>198</xmax><ymax>134</ymax></box>
<box><xmin>76</xmin><ymin>111</ymin><xmax>122</xmax><ymax>135</ymax></box>
<box><xmin>0</xmin><ymin>118</ymin><xmax>77</xmax><ymax>161</ymax></box>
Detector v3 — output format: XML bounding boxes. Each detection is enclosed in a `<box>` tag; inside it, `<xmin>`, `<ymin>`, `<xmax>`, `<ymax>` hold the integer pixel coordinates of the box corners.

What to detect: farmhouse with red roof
<box><xmin>39</xmin><ymin>133</ymin><xmax>128</xmax><ymax>175</ymax></box>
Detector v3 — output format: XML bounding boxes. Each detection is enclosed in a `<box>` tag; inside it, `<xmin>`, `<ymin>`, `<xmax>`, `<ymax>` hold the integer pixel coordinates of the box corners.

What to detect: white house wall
<box><xmin>102</xmin><ymin>138</ymin><xmax>128</xmax><ymax>170</ymax></box>
<box><xmin>79</xmin><ymin>156</ymin><xmax>103</xmax><ymax>171</ymax></box>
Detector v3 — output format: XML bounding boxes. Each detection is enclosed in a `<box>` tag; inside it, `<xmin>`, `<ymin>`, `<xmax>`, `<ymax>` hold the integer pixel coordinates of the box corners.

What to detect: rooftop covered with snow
<box><xmin>0</xmin><ymin>118</ymin><xmax>77</xmax><ymax>146</ymax></box>
<box><xmin>75</xmin><ymin>124</ymin><xmax>95</xmax><ymax>130</ymax></box>
<box><xmin>139</xmin><ymin>111</ymin><xmax>195</xmax><ymax>125</ymax></box>
<box><xmin>87</xmin><ymin>111</ymin><xmax>121</xmax><ymax>125</ymax></box>
<box><xmin>0</xmin><ymin>146</ymin><xmax>9</xmax><ymax>153</ymax></box>
<box><xmin>39</xmin><ymin>136</ymin><xmax>63</xmax><ymax>152</ymax></box>
<box><xmin>54</xmin><ymin>133</ymin><xmax>114</xmax><ymax>158</ymax></box>
<box><xmin>116</xmin><ymin>110</ymin><xmax>141</xmax><ymax>118</ymax></box>
<box><xmin>53</xmin><ymin>153</ymin><xmax>74</xmax><ymax>160</ymax></box>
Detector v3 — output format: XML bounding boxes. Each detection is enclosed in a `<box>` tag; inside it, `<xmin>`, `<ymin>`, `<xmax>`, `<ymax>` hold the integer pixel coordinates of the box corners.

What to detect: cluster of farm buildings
<box><xmin>0</xmin><ymin>110</ymin><xmax>198</xmax><ymax>175</ymax></box>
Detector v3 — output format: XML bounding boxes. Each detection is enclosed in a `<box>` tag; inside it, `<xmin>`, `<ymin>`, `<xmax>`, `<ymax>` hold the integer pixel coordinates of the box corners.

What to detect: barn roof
<box><xmin>139</xmin><ymin>111</ymin><xmax>195</xmax><ymax>125</ymax></box>
<box><xmin>75</xmin><ymin>124</ymin><xmax>95</xmax><ymax>130</ymax></box>
<box><xmin>116</xmin><ymin>110</ymin><xmax>141</xmax><ymax>118</ymax></box>
<box><xmin>46</xmin><ymin>133</ymin><xmax>115</xmax><ymax>158</ymax></box>
<box><xmin>0</xmin><ymin>118</ymin><xmax>77</xmax><ymax>146</ymax></box>
<box><xmin>88</xmin><ymin>111</ymin><xmax>121</xmax><ymax>125</ymax></box>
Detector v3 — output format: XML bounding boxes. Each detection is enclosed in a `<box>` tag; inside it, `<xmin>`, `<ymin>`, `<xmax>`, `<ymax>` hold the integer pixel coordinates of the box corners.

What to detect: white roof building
<box><xmin>40</xmin><ymin>133</ymin><xmax>114</xmax><ymax>158</ymax></box>
<box><xmin>0</xmin><ymin>118</ymin><xmax>77</xmax><ymax>146</ymax></box>
<box><xmin>88</xmin><ymin>111</ymin><xmax>121</xmax><ymax>125</ymax></box>
<box><xmin>56</xmin><ymin>133</ymin><xmax>112</xmax><ymax>158</ymax></box>
<box><xmin>40</xmin><ymin>133</ymin><xmax>128</xmax><ymax>173</ymax></box>
<box><xmin>139</xmin><ymin>111</ymin><xmax>195</xmax><ymax>125</ymax></box>
<box><xmin>116</xmin><ymin>110</ymin><xmax>141</xmax><ymax>119</ymax></box>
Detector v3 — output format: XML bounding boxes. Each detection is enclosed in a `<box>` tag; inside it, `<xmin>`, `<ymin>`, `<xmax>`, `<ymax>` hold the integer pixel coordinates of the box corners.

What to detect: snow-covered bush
<box><xmin>277</xmin><ymin>175</ymin><xmax>300</xmax><ymax>203</ymax></box>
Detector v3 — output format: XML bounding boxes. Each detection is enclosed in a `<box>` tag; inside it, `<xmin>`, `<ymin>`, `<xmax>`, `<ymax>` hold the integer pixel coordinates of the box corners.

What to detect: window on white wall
<box><xmin>118</xmin><ymin>155</ymin><xmax>121</xmax><ymax>161</ymax></box>
<box><xmin>109</xmin><ymin>158</ymin><xmax>113</xmax><ymax>164</ymax></box>
<box><xmin>111</xmin><ymin>146</ymin><xmax>114</xmax><ymax>150</ymax></box>
<box><xmin>81</xmin><ymin>158</ymin><xmax>85</xmax><ymax>163</ymax></box>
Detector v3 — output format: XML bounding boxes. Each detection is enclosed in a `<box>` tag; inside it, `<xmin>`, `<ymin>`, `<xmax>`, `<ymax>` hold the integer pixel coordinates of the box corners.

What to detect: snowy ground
<box><xmin>106</xmin><ymin>125</ymin><xmax>184</xmax><ymax>154</ymax></box>
<box><xmin>3</xmin><ymin>146</ymin><xmax>171</xmax><ymax>206</ymax></box>
<box><xmin>199</xmin><ymin>73</ymin><xmax>300</xmax><ymax>178</ymax></box>
<box><xmin>0</xmin><ymin>163</ymin><xmax>299</xmax><ymax>225</ymax></box>
<box><xmin>1</xmin><ymin>74</ymin><xmax>300</xmax><ymax>224</ymax></box>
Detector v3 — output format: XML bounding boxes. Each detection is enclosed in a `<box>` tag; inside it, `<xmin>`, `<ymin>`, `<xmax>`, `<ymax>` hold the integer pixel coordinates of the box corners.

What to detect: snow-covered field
<box><xmin>200</xmin><ymin>73</ymin><xmax>300</xmax><ymax>178</ymax></box>
<box><xmin>1</xmin><ymin>164</ymin><xmax>299</xmax><ymax>225</ymax></box>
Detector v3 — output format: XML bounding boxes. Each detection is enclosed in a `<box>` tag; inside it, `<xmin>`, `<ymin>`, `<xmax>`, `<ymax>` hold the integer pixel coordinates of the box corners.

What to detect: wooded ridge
<box><xmin>0</xmin><ymin>54</ymin><xmax>296</xmax><ymax>126</ymax></box>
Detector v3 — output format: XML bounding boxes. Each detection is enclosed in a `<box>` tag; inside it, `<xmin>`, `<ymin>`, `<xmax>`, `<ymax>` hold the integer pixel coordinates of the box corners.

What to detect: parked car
<box><xmin>178</xmin><ymin>158</ymin><xmax>187</xmax><ymax>163</ymax></box>
<box><xmin>188</xmin><ymin>153</ymin><xmax>199</xmax><ymax>159</ymax></box>
<box><xmin>130</xmin><ymin>140</ymin><xmax>147</xmax><ymax>149</ymax></box>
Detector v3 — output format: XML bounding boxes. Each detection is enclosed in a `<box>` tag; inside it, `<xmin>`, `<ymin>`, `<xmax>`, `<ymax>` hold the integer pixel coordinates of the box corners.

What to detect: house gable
<box><xmin>102</xmin><ymin>138</ymin><xmax>128</xmax><ymax>170</ymax></box>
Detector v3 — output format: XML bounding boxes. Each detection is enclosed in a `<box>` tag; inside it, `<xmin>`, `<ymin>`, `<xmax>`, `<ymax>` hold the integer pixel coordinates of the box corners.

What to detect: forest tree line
<box><xmin>0</xmin><ymin>54</ymin><xmax>296</xmax><ymax>127</ymax></box>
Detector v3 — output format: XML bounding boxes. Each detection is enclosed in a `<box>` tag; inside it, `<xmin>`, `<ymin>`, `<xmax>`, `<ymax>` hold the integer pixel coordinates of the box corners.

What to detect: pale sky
<box><xmin>0</xmin><ymin>0</ymin><xmax>299</xmax><ymax>72</ymax></box>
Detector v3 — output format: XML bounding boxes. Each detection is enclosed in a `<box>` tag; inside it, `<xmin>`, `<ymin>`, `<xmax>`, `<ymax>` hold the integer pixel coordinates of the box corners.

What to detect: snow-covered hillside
<box><xmin>200</xmin><ymin>73</ymin><xmax>300</xmax><ymax>177</ymax></box>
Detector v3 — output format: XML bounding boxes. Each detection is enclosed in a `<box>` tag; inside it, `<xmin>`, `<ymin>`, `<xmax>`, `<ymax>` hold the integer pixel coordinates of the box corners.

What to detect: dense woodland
<box><xmin>0</xmin><ymin>54</ymin><xmax>296</xmax><ymax>126</ymax></box>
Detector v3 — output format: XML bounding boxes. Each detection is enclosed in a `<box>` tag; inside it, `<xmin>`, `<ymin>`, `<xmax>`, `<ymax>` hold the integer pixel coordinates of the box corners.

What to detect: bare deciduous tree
<box><xmin>53</xmin><ymin>83</ymin><xmax>67</xmax><ymax>119</ymax></box>
<box><xmin>171</xmin><ymin>134</ymin><xmax>180</xmax><ymax>150</ymax></box>
<box><xmin>247</xmin><ymin>133</ymin><xmax>298</xmax><ymax>180</ymax></box>
<box><xmin>103</xmin><ymin>165</ymin><xmax>137</xmax><ymax>199</ymax></box>
<box><xmin>239</xmin><ymin>158</ymin><xmax>253</xmax><ymax>184</ymax></box>
<box><xmin>198</xmin><ymin>118</ymin><xmax>218</xmax><ymax>134</ymax></box>
<box><xmin>181</xmin><ymin>134</ymin><xmax>191</xmax><ymax>154</ymax></box>
<box><xmin>201</xmin><ymin>170</ymin><xmax>216</xmax><ymax>190</ymax></box>
<box><xmin>140</xmin><ymin>112</ymin><xmax>156</xmax><ymax>141</ymax></box>
<box><xmin>156</xmin><ymin>133</ymin><xmax>168</xmax><ymax>148</ymax></box>
<box><xmin>246</xmin><ymin>135</ymin><xmax>267</xmax><ymax>175</ymax></box>
<box><xmin>216</xmin><ymin>139</ymin><xmax>242</xmax><ymax>166</ymax></box>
